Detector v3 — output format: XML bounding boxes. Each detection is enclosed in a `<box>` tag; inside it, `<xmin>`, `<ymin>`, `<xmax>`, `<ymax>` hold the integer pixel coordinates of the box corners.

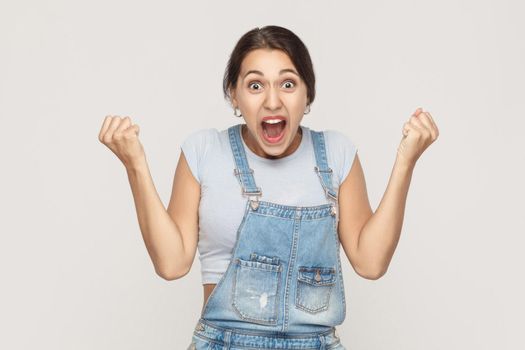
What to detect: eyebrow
<box><xmin>242</xmin><ymin>68</ymin><xmax>299</xmax><ymax>79</ymax></box>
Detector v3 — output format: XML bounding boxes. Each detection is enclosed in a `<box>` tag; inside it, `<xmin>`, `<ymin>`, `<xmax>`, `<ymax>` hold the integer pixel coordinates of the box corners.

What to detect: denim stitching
<box><xmin>295</xmin><ymin>267</ymin><xmax>336</xmax><ymax>314</ymax></box>
<box><xmin>231</xmin><ymin>258</ymin><xmax>281</xmax><ymax>325</ymax></box>
<box><xmin>200</xmin><ymin>200</ymin><xmax>252</xmax><ymax>317</ymax></box>
<box><xmin>282</xmin><ymin>213</ymin><xmax>301</xmax><ymax>332</ymax></box>
<box><xmin>199</xmin><ymin>125</ymin><xmax>347</xmax><ymax>336</ymax></box>
<box><xmin>332</xmin><ymin>215</ymin><xmax>347</xmax><ymax>321</ymax></box>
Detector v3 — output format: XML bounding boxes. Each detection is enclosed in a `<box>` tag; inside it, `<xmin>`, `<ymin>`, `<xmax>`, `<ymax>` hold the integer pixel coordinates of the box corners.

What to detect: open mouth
<box><xmin>261</xmin><ymin>118</ymin><xmax>287</xmax><ymax>144</ymax></box>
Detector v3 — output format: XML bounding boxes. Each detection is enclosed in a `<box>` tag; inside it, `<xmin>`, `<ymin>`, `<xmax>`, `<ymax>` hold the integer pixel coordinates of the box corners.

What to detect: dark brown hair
<box><xmin>223</xmin><ymin>25</ymin><xmax>316</xmax><ymax>106</ymax></box>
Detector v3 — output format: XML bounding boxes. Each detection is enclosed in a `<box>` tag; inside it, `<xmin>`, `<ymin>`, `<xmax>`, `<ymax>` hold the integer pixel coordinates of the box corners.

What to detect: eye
<box><xmin>282</xmin><ymin>80</ymin><xmax>296</xmax><ymax>89</ymax></box>
<box><xmin>248</xmin><ymin>81</ymin><xmax>263</xmax><ymax>90</ymax></box>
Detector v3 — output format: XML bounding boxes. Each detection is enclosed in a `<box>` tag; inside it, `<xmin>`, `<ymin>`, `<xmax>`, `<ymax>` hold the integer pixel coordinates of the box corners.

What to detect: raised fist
<box><xmin>98</xmin><ymin>115</ymin><xmax>145</xmax><ymax>168</ymax></box>
<box><xmin>397</xmin><ymin>107</ymin><xmax>440</xmax><ymax>167</ymax></box>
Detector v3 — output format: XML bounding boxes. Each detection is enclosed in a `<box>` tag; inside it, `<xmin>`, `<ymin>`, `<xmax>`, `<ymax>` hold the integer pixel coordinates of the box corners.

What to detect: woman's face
<box><xmin>230</xmin><ymin>48</ymin><xmax>309</xmax><ymax>159</ymax></box>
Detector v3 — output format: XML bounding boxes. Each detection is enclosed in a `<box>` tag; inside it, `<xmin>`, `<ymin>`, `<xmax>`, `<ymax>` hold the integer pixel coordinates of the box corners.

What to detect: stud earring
<box><xmin>304</xmin><ymin>104</ymin><xmax>311</xmax><ymax>115</ymax></box>
<box><xmin>233</xmin><ymin>107</ymin><xmax>243</xmax><ymax>118</ymax></box>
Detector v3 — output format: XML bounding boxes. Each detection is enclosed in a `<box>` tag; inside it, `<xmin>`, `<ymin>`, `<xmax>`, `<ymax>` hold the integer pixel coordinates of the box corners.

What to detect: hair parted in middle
<box><xmin>222</xmin><ymin>25</ymin><xmax>316</xmax><ymax>107</ymax></box>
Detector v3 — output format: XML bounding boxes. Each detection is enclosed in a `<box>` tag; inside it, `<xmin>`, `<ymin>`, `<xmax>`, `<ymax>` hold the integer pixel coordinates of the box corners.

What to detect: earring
<box><xmin>233</xmin><ymin>107</ymin><xmax>243</xmax><ymax>118</ymax></box>
<box><xmin>304</xmin><ymin>104</ymin><xmax>311</xmax><ymax>115</ymax></box>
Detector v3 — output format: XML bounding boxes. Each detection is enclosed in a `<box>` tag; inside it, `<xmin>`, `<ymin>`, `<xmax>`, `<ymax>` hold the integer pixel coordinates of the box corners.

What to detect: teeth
<box><xmin>263</xmin><ymin>119</ymin><xmax>284</xmax><ymax>124</ymax></box>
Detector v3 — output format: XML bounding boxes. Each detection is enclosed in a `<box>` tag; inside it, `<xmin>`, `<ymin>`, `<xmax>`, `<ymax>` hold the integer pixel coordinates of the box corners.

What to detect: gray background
<box><xmin>1</xmin><ymin>0</ymin><xmax>523</xmax><ymax>349</ymax></box>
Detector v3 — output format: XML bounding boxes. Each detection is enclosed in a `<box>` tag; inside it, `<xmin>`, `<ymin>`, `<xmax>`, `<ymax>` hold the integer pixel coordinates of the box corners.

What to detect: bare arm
<box><xmin>126</xmin><ymin>151</ymin><xmax>200</xmax><ymax>280</ymax></box>
<box><xmin>337</xmin><ymin>154</ymin><xmax>375</xmax><ymax>279</ymax></box>
<box><xmin>356</xmin><ymin>159</ymin><xmax>414</xmax><ymax>278</ymax></box>
<box><xmin>338</xmin><ymin>153</ymin><xmax>414</xmax><ymax>280</ymax></box>
<box><xmin>338</xmin><ymin>108</ymin><xmax>438</xmax><ymax>279</ymax></box>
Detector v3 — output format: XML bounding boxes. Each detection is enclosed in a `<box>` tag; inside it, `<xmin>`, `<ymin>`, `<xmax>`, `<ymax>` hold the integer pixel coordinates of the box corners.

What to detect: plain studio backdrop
<box><xmin>1</xmin><ymin>0</ymin><xmax>523</xmax><ymax>349</ymax></box>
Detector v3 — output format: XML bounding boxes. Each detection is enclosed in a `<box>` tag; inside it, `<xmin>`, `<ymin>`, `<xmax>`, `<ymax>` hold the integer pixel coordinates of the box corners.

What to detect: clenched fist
<box><xmin>98</xmin><ymin>115</ymin><xmax>145</xmax><ymax>169</ymax></box>
<box><xmin>397</xmin><ymin>107</ymin><xmax>440</xmax><ymax>167</ymax></box>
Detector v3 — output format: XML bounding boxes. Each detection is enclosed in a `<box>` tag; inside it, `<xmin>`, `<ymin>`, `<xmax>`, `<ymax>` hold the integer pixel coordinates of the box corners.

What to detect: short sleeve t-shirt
<box><xmin>180</xmin><ymin>124</ymin><xmax>358</xmax><ymax>284</ymax></box>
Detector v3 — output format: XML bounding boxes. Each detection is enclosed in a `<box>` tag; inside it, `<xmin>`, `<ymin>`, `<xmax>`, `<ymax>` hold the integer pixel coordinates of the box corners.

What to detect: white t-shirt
<box><xmin>180</xmin><ymin>124</ymin><xmax>358</xmax><ymax>284</ymax></box>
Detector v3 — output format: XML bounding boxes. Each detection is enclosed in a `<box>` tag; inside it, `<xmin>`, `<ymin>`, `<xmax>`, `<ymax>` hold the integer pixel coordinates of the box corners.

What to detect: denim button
<box><xmin>250</xmin><ymin>200</ymin><xmax>259</xmax><ymax>210</ymax></box>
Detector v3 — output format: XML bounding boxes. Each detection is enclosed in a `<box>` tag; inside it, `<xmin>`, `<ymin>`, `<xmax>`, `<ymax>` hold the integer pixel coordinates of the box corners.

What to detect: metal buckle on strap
<box><xmin>241</xmin><ymin>187</ymin><xmax>262</xmax><ymax>197</ymax></box>
<box><xmin>325</xmin><ymin>188</ymin><xmax>338</xmax><ymax>201</ymax></box>
<box><xmin>234</xmin><ymin>168</ymin><xmax>254</xmax><ymax>175</ymax></box>
<box><xmin>314</xmin><ymin>166</ymin><xmax>333</xmax><ymax>173</ymax></box>
<box><xmin>330</xmin><ymin>204</ymin><xmax>337</xmax><ymax>217</ymax></box>
<box><xmin>240</xmin><ymin>187</ymin><xmax>262</xmax><ymax>210</ymax></box>
<box><xmin>244</xmin><ymin>193</ymin><xmax>262</xmax><ymax>209</ymax></box>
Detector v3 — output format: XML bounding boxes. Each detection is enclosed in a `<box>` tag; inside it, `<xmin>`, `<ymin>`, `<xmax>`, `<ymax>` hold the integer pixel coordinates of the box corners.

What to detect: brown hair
<box><xmin>223</xmin><ymin>25</ymin><xmax>316</xmax><ymax>106</ymax></box>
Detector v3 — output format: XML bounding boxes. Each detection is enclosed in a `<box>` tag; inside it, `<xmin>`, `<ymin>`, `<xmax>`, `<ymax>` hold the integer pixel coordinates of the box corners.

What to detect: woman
<box><xmin>98</xmin><ymin>25</ymin><xmax>439</xmax><ymax>350</ymax></box>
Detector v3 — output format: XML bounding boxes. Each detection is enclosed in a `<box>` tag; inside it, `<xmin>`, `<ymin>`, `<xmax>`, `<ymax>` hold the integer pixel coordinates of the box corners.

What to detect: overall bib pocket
<box><xmin>295</xmin><ymin>266</ymin><xmax>336</xmax><ymax>314</ymax></box>
<box><xmin>232</xmin><ymin>253</ymin><xmax>282</xmax><ymax>325</ymax></box>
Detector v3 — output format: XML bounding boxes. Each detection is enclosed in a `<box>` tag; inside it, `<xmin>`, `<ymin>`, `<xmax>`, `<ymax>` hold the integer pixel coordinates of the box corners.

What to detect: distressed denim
<box><xmin>188</xmin><ymin>124</ymin><xmax>347</xmax><ymax>349</ymax></box>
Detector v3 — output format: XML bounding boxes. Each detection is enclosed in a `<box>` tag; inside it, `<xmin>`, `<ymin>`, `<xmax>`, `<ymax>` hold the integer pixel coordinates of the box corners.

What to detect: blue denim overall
<box><xmin>189</xmin><ymin>124</ymin><xmax>347</xmax><ymax>349</ymax></box>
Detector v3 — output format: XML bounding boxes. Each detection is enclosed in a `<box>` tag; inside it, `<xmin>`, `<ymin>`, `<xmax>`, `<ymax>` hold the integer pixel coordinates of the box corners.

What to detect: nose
<box><xmin>263</xmin><ymin>85</ymin><xmax>283</xmax><ymax>112</ymax></box>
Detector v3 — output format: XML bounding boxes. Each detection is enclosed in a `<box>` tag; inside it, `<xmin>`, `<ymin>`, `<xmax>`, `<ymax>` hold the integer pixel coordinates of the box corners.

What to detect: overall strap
<box><xmin>227</xmin><ymin>124</ymin><xmax>262</xmax><ymax>208</ymax></box>
<box><xmin>310</xmin><ymin>130</ymin><xmax>338</xmax><ymax>202</ymax></box>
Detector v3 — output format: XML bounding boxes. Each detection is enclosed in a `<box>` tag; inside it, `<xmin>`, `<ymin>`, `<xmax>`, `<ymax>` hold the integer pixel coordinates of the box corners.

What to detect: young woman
<box><xmin>99</xmin><ymin>25</ymin><xmax>439</xmax><ymax>350</ymax></box>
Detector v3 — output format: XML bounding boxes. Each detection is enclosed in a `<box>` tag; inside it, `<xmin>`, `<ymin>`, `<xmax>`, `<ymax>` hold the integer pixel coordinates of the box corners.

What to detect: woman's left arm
<box><xmin>338</xmin><ymin>107</ymin><xmax>439</xmax><ymax>280</ymax></box>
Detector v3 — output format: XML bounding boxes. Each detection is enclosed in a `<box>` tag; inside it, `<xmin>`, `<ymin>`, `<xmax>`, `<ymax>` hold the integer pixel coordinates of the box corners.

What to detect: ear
<box><xmin>229</xmin><ymin>87</ymin><xmax>238</xmax><ymax>108</ymax></box>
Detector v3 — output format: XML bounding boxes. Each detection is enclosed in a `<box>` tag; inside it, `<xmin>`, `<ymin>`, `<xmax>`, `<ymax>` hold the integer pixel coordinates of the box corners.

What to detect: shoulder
<box><xmin>322</xmin><ymin>129</ymin><xmax>357</xmax><ymax>150</ymax></box>
<box><xmin>180</xmin><ymin>128</ymin><xmax>221</xmax><ymax>183</ymax></box>
<box><xmin>181</xmin><ymin>127</ymin><xmax>220</xmax><ymax>146</ymax></box>
<box><xmin>180</xmin><ymin>127</ymin><xmax>222</xmax><ymax>156</ymax></box>
<box><xmin>316</xmin><ymin>128</ymin><xmax>359</xmax><ymax>185</ymax></box>
<box><xmin>306</xmin><ymin>127</ymin><xmax>355</xmax><ymax>148</ymax></box>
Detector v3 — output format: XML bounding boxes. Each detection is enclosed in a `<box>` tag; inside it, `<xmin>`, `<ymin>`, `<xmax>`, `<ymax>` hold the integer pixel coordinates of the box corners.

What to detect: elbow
<box><xmin>358</xmin><ymin>265</ymin><xmax>387</xmax><ymax>280</ymax></box>
<box><xmin>366</xmin><ymin>269</ymin><xmax>387</xmax><ymax>280</ymax></box>
<box><xmin>156</xmin><ymin>264</ymin><xmax>190</xmax><ymax>281</ymax></box>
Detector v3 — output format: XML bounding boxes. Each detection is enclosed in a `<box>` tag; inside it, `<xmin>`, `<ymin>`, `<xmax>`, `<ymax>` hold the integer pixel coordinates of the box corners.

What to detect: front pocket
<box><xmin>295</xmin><ymin>266</ymin><xmax>336</xmax><ymax>314</ymax></box>
<box><xmin>232</xmin><ymin>253</ymin><xmax>282</xmax><ymax>325</ymax></box>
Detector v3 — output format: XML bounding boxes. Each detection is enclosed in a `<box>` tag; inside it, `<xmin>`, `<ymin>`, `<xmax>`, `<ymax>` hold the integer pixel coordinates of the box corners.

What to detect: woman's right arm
<box><xmin>99</xmin><ymin>115</ymin><xmax>200</xmax><ymax>280</ymax></box>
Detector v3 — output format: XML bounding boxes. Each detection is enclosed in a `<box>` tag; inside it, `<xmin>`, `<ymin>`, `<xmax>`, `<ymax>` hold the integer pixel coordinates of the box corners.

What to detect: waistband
<box><xmin>193</xmin><ymin>318</ymin><xmax>342</xmax><ymax>349</ymax></box>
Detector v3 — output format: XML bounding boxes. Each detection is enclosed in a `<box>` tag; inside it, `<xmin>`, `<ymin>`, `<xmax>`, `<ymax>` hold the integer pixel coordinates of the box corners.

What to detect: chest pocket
<box><xmin>295</xmin><ymin>266</ymin><xmax>336</xmax><ymax>314</ymax></box>
<box><xmin>232</xmin><ymin>253</ymin><xmax>282</xmax><ymax>325</ymax></box>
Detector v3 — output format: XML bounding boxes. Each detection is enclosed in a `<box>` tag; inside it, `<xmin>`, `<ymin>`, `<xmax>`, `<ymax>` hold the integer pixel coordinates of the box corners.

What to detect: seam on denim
<box><xmin>192</xmin><ymin>332</ymin><xmax>220</xmax><ymax>347</ymax></box>
<box><xmin>249</xmin><ymin>211</ymin><xmax>334</xmax><ymax>221</ymax></box>
<box><xmin>200</xmin><ymin>200</ymin><xmax>251</xmax><ymax>318</ymax></box>
<box><xmin>332</xmin><ymin>215</ymin><xmax>347</xmax><ymax>322</ymax></box>
<box><xmin>231</xmin><ymin>258</ymin><xmax>281</xmax><ymax>325</ymax></box>
<box><xmin>296</xmin><ymin>280</ymin><xmax>335</xmax><ymax>314</ymax></box>
<box><xmin>295</xmin><ymin>265</ymin><xmax>336</xmax><ymax>314</ymax></box>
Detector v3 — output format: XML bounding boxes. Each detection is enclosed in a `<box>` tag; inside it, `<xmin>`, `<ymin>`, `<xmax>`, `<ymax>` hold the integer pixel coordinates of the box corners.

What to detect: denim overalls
<box><xmin>188</xmin><ymin>123</ymin><xmax>347</xmax><ymax>349</ymax></box>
